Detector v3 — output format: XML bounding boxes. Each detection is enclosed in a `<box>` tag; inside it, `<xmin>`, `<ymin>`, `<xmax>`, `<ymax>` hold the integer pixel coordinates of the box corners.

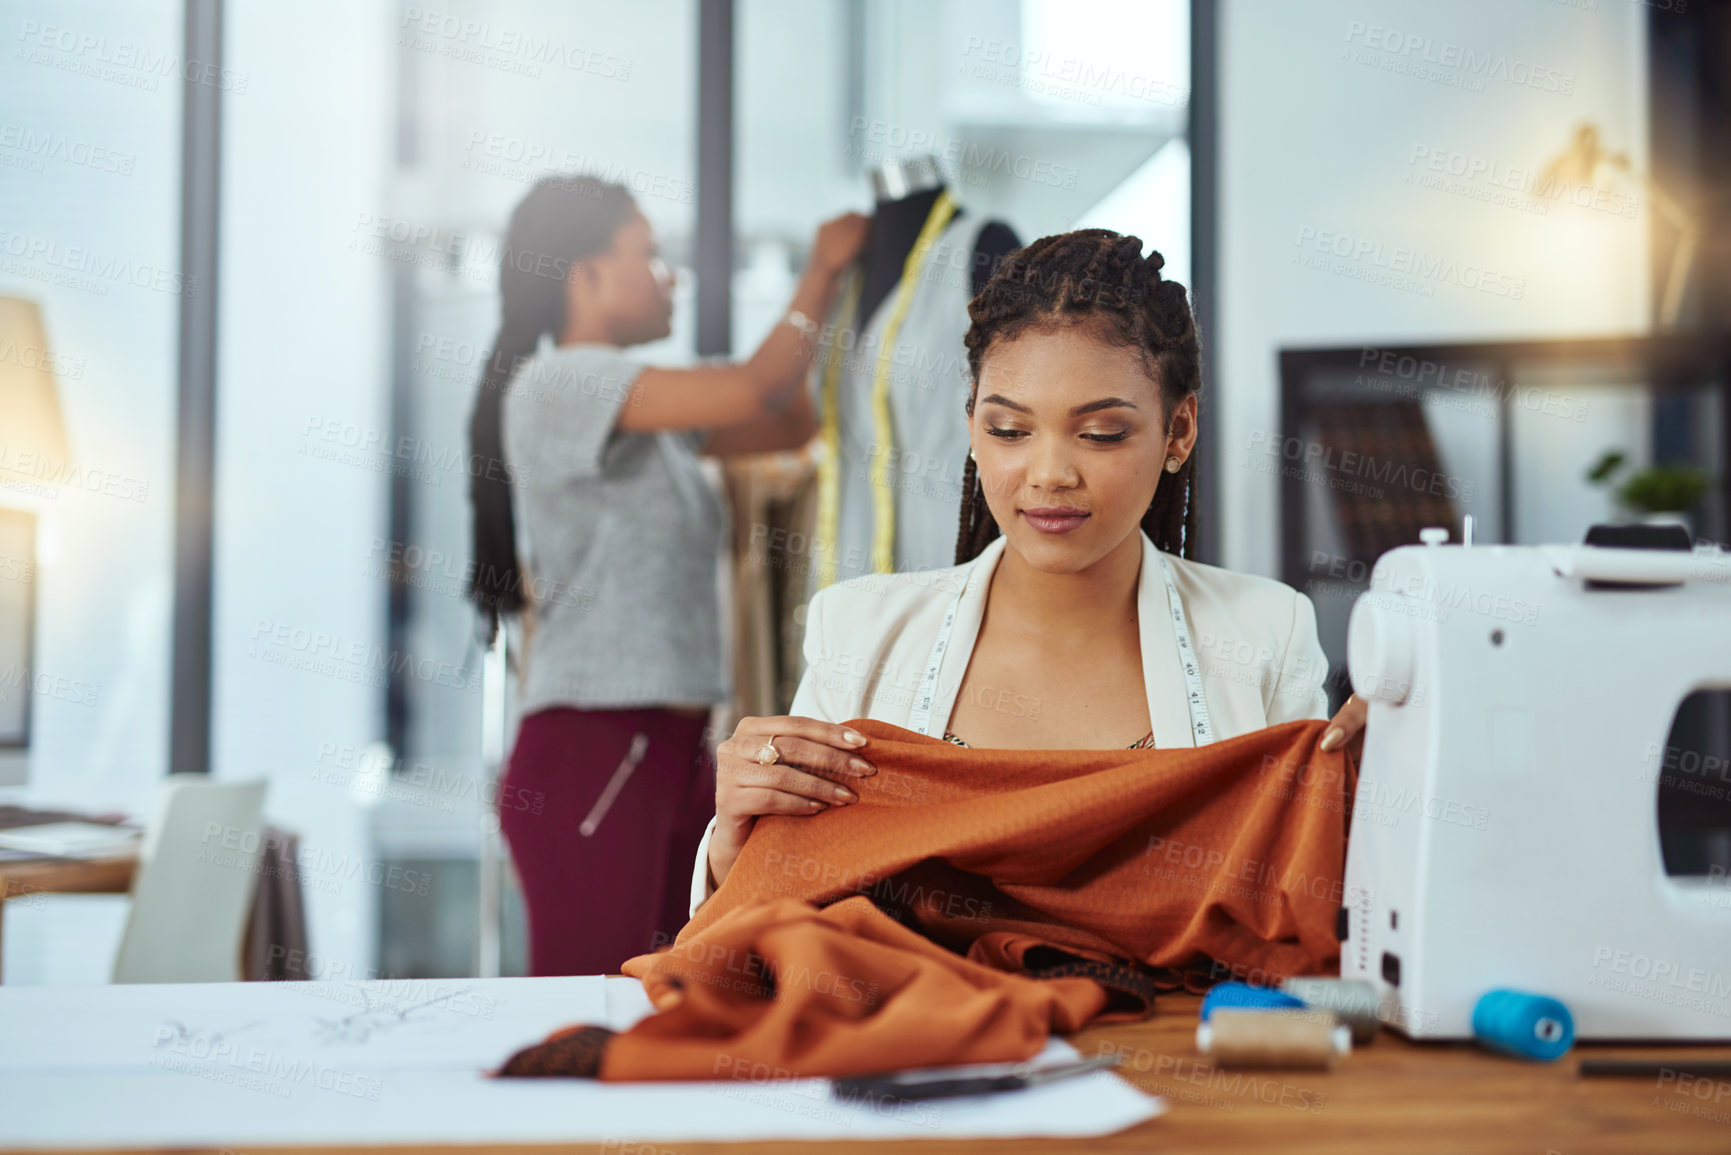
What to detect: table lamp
<box><xmin>0</xmin><ymin>294</ymin><xmax>66</xmax><ymax>750</ymax></box>
<box><xmin>0</xmin><ymin>295</ymin><xmax>71</xmax><ymax>488</ymax></box>
<box><xmin>1540</xmin><ymin>123</ymin><xmax>1698</xmax><ymax>330</ymax></box>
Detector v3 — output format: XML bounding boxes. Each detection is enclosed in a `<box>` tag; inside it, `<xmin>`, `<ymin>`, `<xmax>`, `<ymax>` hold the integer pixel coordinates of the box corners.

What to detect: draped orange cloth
<box><xmin>499</xmin><ymin>716</ymin><xmax>1357</xmax><ymax>1081</ymax></box>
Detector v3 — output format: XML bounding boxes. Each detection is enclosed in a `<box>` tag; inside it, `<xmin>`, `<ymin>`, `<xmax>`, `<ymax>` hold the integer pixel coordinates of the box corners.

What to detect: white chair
<box><xmin>111</xmin><ymin>778</ymin><xmax>268</xmax><ymax>984</ymax></box>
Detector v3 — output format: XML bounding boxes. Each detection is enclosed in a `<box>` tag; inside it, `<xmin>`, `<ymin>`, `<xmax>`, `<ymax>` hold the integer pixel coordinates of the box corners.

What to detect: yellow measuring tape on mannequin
<box><xmin>813</xmin><ymin>187</ymin><xmax>960</xmax><ymax>589</ymax></box>
<box><xmin>813</xmin><ymin>271</ymin><xmax>860</xmax><ymax>591</ymax></box>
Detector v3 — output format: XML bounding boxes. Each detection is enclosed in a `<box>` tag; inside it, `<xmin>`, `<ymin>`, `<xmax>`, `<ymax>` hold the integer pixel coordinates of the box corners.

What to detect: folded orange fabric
<box><xmin>499</xmin><ymin>716</ymin><xmax>1357</xmax><ymax>1081</ymax></box>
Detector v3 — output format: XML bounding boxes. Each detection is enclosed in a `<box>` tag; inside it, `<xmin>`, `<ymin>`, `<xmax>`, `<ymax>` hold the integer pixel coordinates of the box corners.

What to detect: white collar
<box><xmin>925</xmin><ymin>529</ymin><xmax>1196</xmax><ymax>748</ymax></box>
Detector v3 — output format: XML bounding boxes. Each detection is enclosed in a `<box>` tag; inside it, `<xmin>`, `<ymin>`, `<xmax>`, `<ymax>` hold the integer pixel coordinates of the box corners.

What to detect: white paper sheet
<box><xmin>0</xmin><ymin>975</ymin><xmax>1165</xmax><ymax>1148</ymax></box>
<box><xmin>0</xmin><ymin>976</ymin><xmax>616</xmax><ymax>1075</ymax></box>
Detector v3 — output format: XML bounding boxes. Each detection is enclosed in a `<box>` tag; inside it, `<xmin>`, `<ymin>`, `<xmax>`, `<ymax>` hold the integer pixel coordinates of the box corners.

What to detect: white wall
<box><xmin>1218</xmin><ymin>0</ymin><xmax>1650</xmax><ymax>577</ymax></box>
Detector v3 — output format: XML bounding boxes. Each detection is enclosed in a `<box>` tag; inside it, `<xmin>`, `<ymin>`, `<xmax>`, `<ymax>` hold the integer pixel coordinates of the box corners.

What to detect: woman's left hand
<box><xmin>1320</xmin><ymin>693</ymin><xmax>1366</xmax><ymax>754</ymax></box>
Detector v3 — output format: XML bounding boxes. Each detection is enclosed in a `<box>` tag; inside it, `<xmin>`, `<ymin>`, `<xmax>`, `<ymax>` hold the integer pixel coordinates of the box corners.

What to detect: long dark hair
<box><xmin>467</xmin><ymin>176</ymin><xmax>637</xmax><ymax>641</ymax></box>
<box><xmin>955</xmin><ymin>229</ymin><xmax>1202</xmax><ymax>564</ymax></box>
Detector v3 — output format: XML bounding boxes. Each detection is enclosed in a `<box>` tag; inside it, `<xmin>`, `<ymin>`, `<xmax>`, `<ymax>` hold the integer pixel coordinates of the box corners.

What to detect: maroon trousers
<box><xmin>498</xmin><ymin>706</ymin><xmax>717</xmax><ymax>976</ymax></box>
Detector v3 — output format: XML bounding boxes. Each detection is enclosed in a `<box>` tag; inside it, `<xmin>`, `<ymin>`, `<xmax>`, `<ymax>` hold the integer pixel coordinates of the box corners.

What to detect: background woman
<box><xmin>468</xmin><ymin>175</ymin><xmax>867</xmax><ymax>974</ymax></box>
<box><xmin>691</xmin><ymin>229</ymin><xmax>1367</xmax><ymax>909</ymax></box>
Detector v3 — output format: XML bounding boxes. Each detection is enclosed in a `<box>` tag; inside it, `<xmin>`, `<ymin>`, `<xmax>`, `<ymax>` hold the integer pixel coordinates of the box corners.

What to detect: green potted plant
<box><xmin>1584</xmin><ymin>449</ymin><xmax>1711</xmax><ymax>534</ymax></box>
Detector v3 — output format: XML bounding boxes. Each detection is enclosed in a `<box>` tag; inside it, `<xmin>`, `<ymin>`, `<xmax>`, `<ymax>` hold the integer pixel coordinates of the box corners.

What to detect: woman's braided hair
<box><xmin>955</xmin><ymin>229</ymin><xmax>1201</xmax><ymax>564</ymax></box>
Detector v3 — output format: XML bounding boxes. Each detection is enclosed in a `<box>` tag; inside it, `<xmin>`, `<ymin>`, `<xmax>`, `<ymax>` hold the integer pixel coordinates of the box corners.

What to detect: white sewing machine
<box><xmin>1340</xmin><ymin>526</ymin><xmax>1731</xmax><ymax>1040</ymax></box>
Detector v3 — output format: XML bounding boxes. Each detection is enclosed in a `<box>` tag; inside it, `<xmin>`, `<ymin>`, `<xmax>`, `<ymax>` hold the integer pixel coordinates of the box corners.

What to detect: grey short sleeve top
<box><xmin>501</xmin><ymin>341</ymin><xmax>730</xmax><ymax>714</ymax></box>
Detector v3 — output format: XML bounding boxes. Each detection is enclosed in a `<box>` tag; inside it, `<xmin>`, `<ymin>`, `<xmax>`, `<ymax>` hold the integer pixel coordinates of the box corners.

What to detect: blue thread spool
<box><xmin>1471</xmin><ymin>989</ymin><xmax>1574</xmax><ymax>1062</ymax></box>
<box><xmin>1201</xmin><ymin>981</ymin><xmax>1307</xmax><ymax>1021</ymax></box>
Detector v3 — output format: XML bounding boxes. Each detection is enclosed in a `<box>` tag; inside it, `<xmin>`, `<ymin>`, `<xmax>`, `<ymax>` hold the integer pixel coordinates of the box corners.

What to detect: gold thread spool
<box><xmin>1195</xmin><ymin>1008</ymin><xmax>1352</xmax><ymax>1070</ymax></box>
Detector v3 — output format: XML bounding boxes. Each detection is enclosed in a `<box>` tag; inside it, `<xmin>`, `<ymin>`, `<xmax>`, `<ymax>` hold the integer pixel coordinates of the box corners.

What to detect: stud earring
<box><xmin>968</xmin><ymin>447</ymin><xmax>976</xmax><ymax>461</ymax></box>
<box><xmin>1165</xmin><ymin>456</ymin><xmax>1182</xmax><ymax>473</ymax></box>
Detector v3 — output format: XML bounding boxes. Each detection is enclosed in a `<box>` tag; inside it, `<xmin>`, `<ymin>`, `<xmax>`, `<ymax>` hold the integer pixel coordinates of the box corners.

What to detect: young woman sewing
<box><xmin>691</xmin><ymin>229</ymin><xmax>1367</xmax><ymax>910</ymax></box>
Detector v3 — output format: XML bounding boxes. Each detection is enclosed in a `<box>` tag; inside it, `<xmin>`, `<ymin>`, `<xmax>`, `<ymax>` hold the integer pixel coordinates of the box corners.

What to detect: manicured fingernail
<box><xmin>1320</xmin><ymin>727</ymin><xmax>1343</xmax><ymax>752</ymax></box>
<box><xmin>850</xmin><ymin>758</ymin><xmax>876</xmax><ymax>775</ymax></box>
<box><xmin>833</xmin><ymin>786</ymin><xmax>856</xmax><ymax>803</ymax></box>
<box><xmin>843</xmin><ymin>729</ymin><xmax>866</xmax><ymax>745</ymax></box>
<box><xmin>808</xmin><ymin>799</ymin><xmax>825</xmax><ymax>810</ymax></box>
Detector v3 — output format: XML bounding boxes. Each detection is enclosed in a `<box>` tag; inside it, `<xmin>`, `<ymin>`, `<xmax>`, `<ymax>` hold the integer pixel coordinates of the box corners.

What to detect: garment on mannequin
<box><xmin>856</xmin><ymin>184</ymin><xmax>1022</xmax><ymax>319</ymax></box>
<box><xmin>809</xmin><ymin>181</ymin><xmax>1022</xmax><ymax>590</ymax></box>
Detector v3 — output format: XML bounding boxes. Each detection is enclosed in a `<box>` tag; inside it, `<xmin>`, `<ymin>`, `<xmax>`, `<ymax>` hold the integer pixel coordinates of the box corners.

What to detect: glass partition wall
<box><xmin>2</xmin><ymin>0</ymin><xmax>1192</xmax><ymax>981</ymax></box>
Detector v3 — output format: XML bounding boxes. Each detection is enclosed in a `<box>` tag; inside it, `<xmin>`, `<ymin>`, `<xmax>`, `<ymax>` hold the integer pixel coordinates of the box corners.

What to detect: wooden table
<box><xmin>23</xmin><ymin>990</ymin><xmax>1726</xmax><ymax>1155</ymax></box>
<box><xmin>0</xmin><ymin>855</ymin><xmax>136</xmax><ymax>981</ymax></box>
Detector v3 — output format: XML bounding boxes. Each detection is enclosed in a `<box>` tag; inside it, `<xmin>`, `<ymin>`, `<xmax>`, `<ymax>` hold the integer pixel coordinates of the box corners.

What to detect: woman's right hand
<box><xmin>810</xmin><ymin>212</ymin><xmax>871</xmax><ymax>277</ymax></box>
<box><xmin>707</xmin><ymin>715</ymin><xmax>876</xmax><ymax>890</ymax></box>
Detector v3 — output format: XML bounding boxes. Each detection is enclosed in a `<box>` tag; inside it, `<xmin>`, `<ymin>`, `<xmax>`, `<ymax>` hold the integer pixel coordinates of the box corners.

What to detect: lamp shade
<box><xmin>0</xmin><ymin>295</ymin><xmax>71</xmax><ymax>488</ymax></box>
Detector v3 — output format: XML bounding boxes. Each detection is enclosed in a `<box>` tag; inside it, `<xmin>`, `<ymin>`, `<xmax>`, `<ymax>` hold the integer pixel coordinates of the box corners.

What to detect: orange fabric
<box><xmin>600</xmin><ymin>895</ymin><xmax>1112</xmax><ymax>1082</ymax></box>
<box><xmin>504</xmin><ymin>716</ymin><xmax>1357</xmax><ymax>1081</ymax></box>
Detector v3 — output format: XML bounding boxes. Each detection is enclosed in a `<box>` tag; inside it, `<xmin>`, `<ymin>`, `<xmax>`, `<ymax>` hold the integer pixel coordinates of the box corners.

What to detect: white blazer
<box><xmin>688</xmin><ymin>528</ymin><xmax>1333</xmax><ymax>915</ymax></box>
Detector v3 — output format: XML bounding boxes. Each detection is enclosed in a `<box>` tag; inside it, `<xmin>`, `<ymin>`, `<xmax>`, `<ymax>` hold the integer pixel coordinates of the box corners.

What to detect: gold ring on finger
<box><xmin>754</xmin><ymin>736</ymin><xmax>781</xmax><ymax>766</ymax></box>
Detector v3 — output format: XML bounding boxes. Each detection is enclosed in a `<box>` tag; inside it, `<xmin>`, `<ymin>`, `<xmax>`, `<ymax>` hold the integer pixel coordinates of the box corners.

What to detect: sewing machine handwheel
<box><xmin>1347</xmin><ymin>595</ymin><xmax>1416</xmax><ymax>705</ymax></box>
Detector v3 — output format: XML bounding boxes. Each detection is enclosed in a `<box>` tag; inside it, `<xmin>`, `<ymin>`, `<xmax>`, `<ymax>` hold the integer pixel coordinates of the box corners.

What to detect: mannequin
<box><xmin>808</xmin><ymin>156</ymin><xmax>1023</xmax><ymax>592</ymax></box>
<box><xmin>856</xmin><ymin>161</ymin><xmax>1022</xmax><ymax>319</ymax></box>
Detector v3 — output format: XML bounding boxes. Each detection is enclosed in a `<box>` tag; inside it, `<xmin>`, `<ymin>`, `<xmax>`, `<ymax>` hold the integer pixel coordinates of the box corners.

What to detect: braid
<box><xmin>955</xmin><ymin>231</ymin><xmax>1203</xmax><ymax>564</ymax></box>
<box><xmin>467</xmin><ymin>318</ymin><xmax>549</xmax><ymax>633</ymax></box>
<box><xmin>955</xmin><ymin>453</ymin><xmax>998</xmax><ymax>565</ymax></box>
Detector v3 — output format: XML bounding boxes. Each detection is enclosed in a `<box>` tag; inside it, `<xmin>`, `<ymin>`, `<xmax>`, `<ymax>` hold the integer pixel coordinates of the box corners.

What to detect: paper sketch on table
<box><xmin>7</xmin><ymin>976</ymin><xmax>614</xmax><ymax>1075</ymax></box>
<box><xmin>154</xmin><ymin>985</ymin><xmax>488</xmax><ymax>1054</ymax></box>
<box><xmin>309</xmin><ymin>985</ymin><xmax>487</xmax><ymax>1045</ymax></box>
<box><xmin>1</xmin><ymin>978</ymin><xmax>1167</xmax><ymax>1148</ymax></box>
<box><xmin>155</xmin><ymin>1018</ymin><xmax>265</xmax><ymax>1048</ymax></box>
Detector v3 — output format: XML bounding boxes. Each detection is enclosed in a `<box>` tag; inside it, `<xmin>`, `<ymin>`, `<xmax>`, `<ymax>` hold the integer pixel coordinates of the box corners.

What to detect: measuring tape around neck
<box><xmin>813</xmin><ymin>188</ymin><xmax>960</xmax><ymax>589</ymax></box>
<box><xmin>1158</xmin><ymin>550</ymin><xmax>1215</xmax><ymax>745</ymax></box>
<box><xmin>909</xmin><ymin>548</ymin><xmax>1214</xmax><ymax>747</ymax></box>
